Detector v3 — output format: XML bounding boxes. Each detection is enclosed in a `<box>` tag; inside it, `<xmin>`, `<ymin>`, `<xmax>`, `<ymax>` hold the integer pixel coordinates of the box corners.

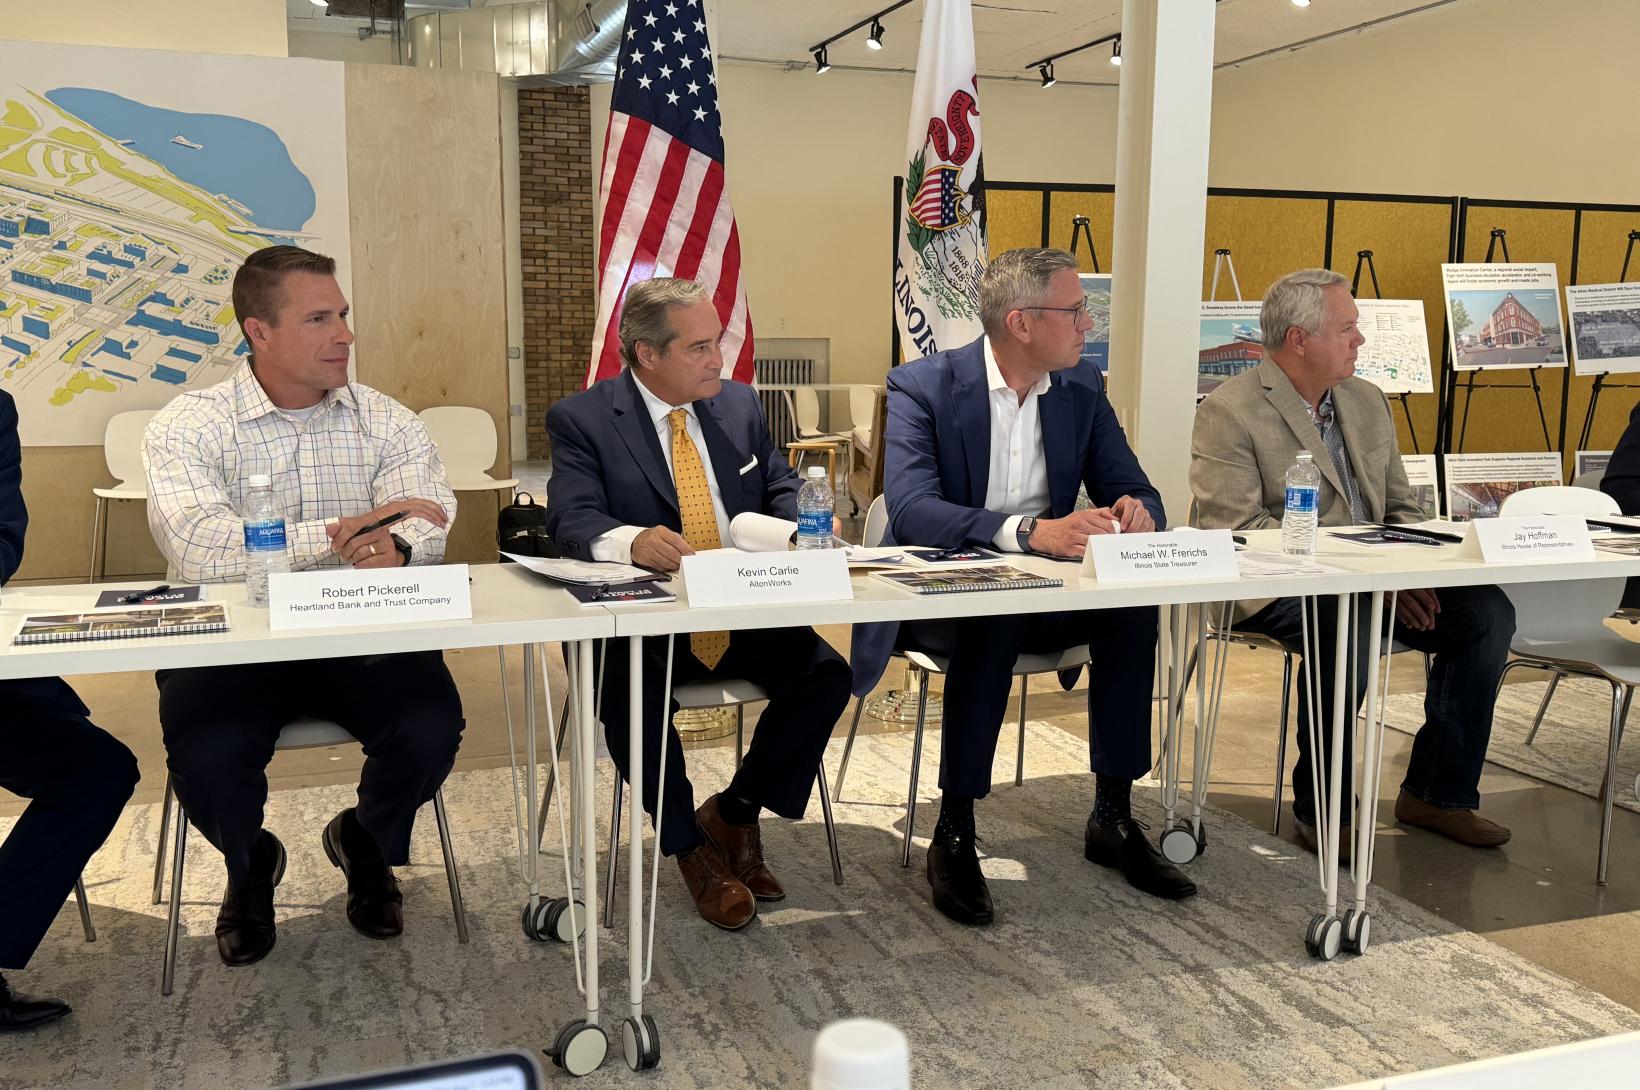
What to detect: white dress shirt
<box><xmin>982</xmin><ymin>338</ymin><xmax>1053</xmax><ymax>552</ymax></box>
<box><xmin>590</xmin><ymin>376</ymin><xmax>732</xmax><ymax>563</ymax></box>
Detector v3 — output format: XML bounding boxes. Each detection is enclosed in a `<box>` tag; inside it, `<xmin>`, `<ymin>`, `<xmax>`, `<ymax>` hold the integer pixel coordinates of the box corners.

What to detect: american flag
<box><xmin>911</xmin><ymin>165</ymin><xmax>965</xmax><ymax>231</ymax></box>
<box><xmin>585</xmin><ymin>0</ymin><xmax>753</xmax><ymax>387</ymax></box>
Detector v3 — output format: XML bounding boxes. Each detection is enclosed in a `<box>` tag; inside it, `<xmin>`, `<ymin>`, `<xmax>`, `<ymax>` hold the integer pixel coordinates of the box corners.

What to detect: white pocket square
<box><xmin>738</xmin><ymin>457</ymin><xmax>757</xmax><ymax>475</ymax></box>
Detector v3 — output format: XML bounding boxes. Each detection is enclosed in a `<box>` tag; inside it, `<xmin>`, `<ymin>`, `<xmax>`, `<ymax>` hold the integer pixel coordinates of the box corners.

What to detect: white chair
<box><xmin>1495</xmin><ymin>484</ymin><xmax>1637</xmax><ymax>883</ymax></box>
<box><xmin>89</xmin><ymin>410</ymin><xmax>157</xmax><ymax>583</ymax></box>
<box><xmin>833</xmin><ymin>496</ymin><xmax>1092</xmax><ymax>865</ymax></box>
<box><xmin>418</xmin><ymin>406</ymin><xmax>519</xmax><ymax>498</ymax></box>
<box><xmin>784</xmin><ymin>387</ymin><xmax>851</xmax><ymax>494</ymax></box>
<box><xmin>1572</xmin><ymin>468</ymin><xmax>1606</xmax><ymax>491</ymax></box>
<box><xmin>848</xmin><ymin>385</ymin><xmax>877</xmax><ymax>459</ymax></box>
<box><xmin>152</xmin><ymin>717</ymin><xmax>469</xmax><ymax>995</ymax></box>
<box><xmin>597</xmin><ymin>677</ymin><xmax>844</xmax><ymax>927</ymax></box>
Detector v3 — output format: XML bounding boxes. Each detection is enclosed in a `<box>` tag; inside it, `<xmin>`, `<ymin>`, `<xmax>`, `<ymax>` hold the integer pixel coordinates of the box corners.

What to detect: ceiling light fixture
<box><xmin>1026</xmin><ymin>31</ymin><xmax>1122</xmax><ymax>86</ymax></box>
<box><xmin>808</xmin><ymin>1</ymin><xmax>914</xmax><ymax>72</ymax></box>
<box><xmin>866</xmin><ymin>19</ymin><xmax>885</xmax><ymax>50</ymax></box>
<box><xmin>813</xmin><ymin>46</ymin><xmax>831</xmax><ymax>74</ymax></box>
<box><xmin>1291</xmin><ymin>0</ymin><xmax>1312</xmax><ymax>6</ymax></box>
<box><xmin>1039</xmin><ymin>63</ymin><xmax>1057</xmax><ymax>89</ymax></box>
<box><xmin>1110</xmin><ymin>38</ymin><xmax>1122</xmax><ymax>66</ymax></box>
<box><xmin>310</xmin><ymin>0</ymin><xmax>328</xmax><ymax>7</ymax></box>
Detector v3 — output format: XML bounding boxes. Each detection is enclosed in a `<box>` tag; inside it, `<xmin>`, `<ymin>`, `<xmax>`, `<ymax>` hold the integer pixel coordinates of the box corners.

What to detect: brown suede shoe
<box><xmin>1394</xmin><ymin>789</ymin><xmax>1511</xmax><ymax>847</ymax></box>
<box><xmin>676</xmin><ymin>843</ymin><xmax>757</xmax><ymax>931</ymax></box>
<box><xmin>696</xmin><ymin>794</ymin><xmax>786</xmax><ymax>902</ymax></box>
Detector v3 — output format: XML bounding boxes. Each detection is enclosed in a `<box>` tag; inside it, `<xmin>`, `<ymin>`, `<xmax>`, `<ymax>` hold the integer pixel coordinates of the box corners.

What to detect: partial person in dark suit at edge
<box><xmin>544</xmin><ymin>277</ymin><xmax>851</xmax><ymax>932</ymax></box>
<box><xmin>0</xmin><ymin>390</ymin><xmax>139</xmax><ymax>1031</ymax></box>
<box><xmin>851</xmin><ymin>247</ymin><xmax>1196</xmax><ymax>927</ymax></box>
<box><xmin>1599</xmin><ymin>399</ymin><xmax>1640</xmax><ymax>609</ymax></box>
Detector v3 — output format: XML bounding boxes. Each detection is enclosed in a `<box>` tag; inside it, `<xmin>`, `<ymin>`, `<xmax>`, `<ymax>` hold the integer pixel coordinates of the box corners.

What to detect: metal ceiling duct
<box><xmin>403</xmin><ymin>0</ymin><xmax>627</xmax><ymax>85</ymax></box>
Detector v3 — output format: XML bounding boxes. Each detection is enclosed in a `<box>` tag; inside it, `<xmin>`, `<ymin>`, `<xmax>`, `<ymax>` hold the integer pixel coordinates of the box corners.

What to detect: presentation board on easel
<box><xmin>1441</xmin><ymin>263</ymin><xmax>1566</xmax><ymax>370</ymax></box>
<box><xmin>1566</xmin><ymin>282</ymin><xmax>1640</xmax><ymax>374</ymax></box>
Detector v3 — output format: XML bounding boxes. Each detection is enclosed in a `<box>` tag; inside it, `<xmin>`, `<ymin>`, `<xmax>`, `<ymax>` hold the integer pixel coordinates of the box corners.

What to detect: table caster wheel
<box><xmin>522</xmin><ymin>898</ymin><xmax>583</xmax><ymax>943</ymax></box>
<box><xmin>622</xmin><ymin>1013</ymin><xmax>661</xmax><ymax>1071</ymax></box>
<box><xmin>1159</xmin><ymin>824</ymin><xmax>1200</xmax><ymax>866</ymax></box>
<box><xmin>1304</xmin><ymin>913</ymin><xmax>1342</xmax><ymax>961</ymax></box>
<box><xmin>1633</xmin><ymin>770</ymin><xmax>1639</xmax><ymax>801</ymax></box>
<box><xmin>547</xmin><ymin>1020</ymin><xmax>608</xmax><ymax>1077</ymax></box>
<box><xmin>1342</xmin><ymin>909</ymin><xmax>1371</xmax><ymax>955</ymax></box>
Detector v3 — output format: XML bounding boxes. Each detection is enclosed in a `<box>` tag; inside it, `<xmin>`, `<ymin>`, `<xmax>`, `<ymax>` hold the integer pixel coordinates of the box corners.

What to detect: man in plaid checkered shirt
<box><xmin>142</xmin><ymin>246</ymin><xmax>465</xmax><ymax>969</ymax></box>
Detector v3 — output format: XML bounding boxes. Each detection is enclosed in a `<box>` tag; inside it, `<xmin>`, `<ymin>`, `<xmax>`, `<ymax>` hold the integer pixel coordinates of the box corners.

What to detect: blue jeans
<box><xmin>1239</xmin><ymin>585</ymin><xmax>1514</xmax><ymax>824</ymax></box>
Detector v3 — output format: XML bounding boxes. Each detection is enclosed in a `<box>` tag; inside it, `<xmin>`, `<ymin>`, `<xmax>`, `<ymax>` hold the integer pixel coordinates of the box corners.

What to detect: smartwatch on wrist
<box><xmin>1015</xmin><ymin>516</ymin><xmax>1038</xmax><ymax>553</ymax></box>
<box><xmin>391</xmin><ymin>533</ymin><xmax>413</xmax><ymax>567</ymax></box>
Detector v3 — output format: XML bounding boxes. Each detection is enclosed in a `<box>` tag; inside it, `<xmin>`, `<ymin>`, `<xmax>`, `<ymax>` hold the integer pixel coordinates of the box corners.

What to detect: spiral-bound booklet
<box><xmin>14</xmin><ymin>604</ymin><xmax>230</xmax><ymax>644</ymax></box>
<box><xmin>871</xmin><ymin>565</ymin><xmax>1062</xmax><ymax>595</ymax></box>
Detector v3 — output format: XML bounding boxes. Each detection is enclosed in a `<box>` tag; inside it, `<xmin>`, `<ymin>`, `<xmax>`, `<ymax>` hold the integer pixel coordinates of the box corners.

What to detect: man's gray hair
<box><xmin>618</xmin><ymin>277</ymin><xmax>711</xmax><ymax>367</ymax></box>
<box><xmin>979</xmin><ymin>247</ymin><xmax>1081</xmax><ymax>339</ymax></box>
<box><xmin>1260</xmin><ymin>268</ymin><xmax>1349</xmax><ymax>352</ymax></box>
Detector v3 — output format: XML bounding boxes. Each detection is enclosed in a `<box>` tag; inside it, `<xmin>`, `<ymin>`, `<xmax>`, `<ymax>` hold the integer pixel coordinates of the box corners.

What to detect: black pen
<box><xmin>118</xmin><ymin>583</ymin><xmax>170</xmax><ymax>604</ymax></box>
<box><xmin>353</xmin><ymin>509</ymin><xmax>409</xmax><ymax>536</ymax></box>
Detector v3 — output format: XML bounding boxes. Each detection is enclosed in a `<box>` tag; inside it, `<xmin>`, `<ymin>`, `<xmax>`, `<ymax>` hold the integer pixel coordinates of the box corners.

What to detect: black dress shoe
<box><xmin>323</xmin><ymin>808</ymin><xmax>403</xmax><ymax>939</ymax></box>
<box><xmin>217</xmin><ymin>830</ymin><xmax>286</xmax><ymax>967</ymax></box>
<box><xmin>1084</xmin><ymin>816</ymin><xmax>1197</xmax><ymax>900</ymax></box>
<box><xmin>0</xmin><ymin>974</ymin><xmax>70</xmax><ymax>1032</ymax></box>
<box><xmin>927</xmin><ymin>834</ymin><xmax>993</xmax><ymax>926</ymax></box>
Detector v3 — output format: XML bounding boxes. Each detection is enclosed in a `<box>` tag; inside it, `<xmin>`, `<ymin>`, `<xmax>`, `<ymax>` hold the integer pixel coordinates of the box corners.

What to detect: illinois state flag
<box><xmin>586</xmin><ymin>0</ymin><xmax>753</xmax><ymax>387</ymax></box>
<box><xmin>895</xmin><ymin>0</ymin><xmax>988</xmax><ymax>361</ymax></box>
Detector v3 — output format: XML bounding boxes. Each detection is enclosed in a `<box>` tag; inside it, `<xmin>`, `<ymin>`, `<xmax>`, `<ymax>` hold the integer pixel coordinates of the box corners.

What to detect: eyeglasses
<box><xmin>1023</xmin><ymin>302</ymin><xmax>1092</xmax><ymax>319</ymax></box>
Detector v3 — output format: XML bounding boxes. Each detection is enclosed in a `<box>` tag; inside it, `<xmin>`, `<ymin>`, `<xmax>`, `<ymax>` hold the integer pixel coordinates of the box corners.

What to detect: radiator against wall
<box><xmin>753</xmin><ymin>356</ymin><xmax>828</xmax><ymax>449</ymax></box>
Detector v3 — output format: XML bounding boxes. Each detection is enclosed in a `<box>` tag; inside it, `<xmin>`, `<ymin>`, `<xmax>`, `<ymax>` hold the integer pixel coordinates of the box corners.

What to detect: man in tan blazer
<box><xmin>1191</xmin><ymin>268</ymin><xmax>1514</xmax><ymax>854</ymax></box>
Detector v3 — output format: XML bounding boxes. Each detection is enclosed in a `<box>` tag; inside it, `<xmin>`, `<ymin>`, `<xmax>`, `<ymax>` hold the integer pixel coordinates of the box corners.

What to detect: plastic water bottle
<box><xmin>810</xmin><ymin>1019</ymin><xmax>909</xmax><ymax>1090</ymax></box>
<box><xmin>242</xmin><ymin>473</ymin><xmax>291</xmax><ymax>607</ymax></box>
<box><xmin>796</xmin><ymin>465</ymin><xmax>834</xmax><ymax>550</ymax></box>
<box><xmin>1281</xmin><ymin>451</ymin><xmax>1321</xmax><ymax>556</ymax></box>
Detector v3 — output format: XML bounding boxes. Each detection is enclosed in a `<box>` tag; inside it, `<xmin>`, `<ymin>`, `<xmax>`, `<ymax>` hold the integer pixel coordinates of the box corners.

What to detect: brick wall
<box><xmin>518</xmin><ymin>85</ymin><xmax>594</xmax><ymax>459</ymax></box>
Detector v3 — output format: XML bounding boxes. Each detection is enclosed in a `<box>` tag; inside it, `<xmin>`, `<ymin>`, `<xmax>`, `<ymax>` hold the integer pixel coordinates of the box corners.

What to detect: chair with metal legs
<box><xmin>152</xmin><ymin>717</ymin><xmax>469</xmax><ymax>995</ymax></box>
<box><xmin>598</xmin><ymin>678</ymin><xmax>843</xmax><ymax>927</ymax></box>
<box><xmin>71</xmin><ymin>877</ymin><xmax>95</xmax><ymax>942</ymax></box>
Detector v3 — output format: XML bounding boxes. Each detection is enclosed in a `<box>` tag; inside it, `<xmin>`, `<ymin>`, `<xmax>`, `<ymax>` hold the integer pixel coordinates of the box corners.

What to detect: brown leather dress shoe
<box><xmin>1394</xmin><ymin>789</ymin><xmax>1511</xmax><ymax>847</ymax></box>
<box><xmin>696</xmin><ymin>794</ymin><xmax>785</xmax><ymax>901</ymax></box>
<box><xmin>676</xmin><ymin>843</ymin><xmax>757</xmax><ymax>930</ymax></box>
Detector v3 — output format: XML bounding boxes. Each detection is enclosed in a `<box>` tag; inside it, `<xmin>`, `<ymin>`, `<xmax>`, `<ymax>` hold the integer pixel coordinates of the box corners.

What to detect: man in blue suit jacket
<box><xmin>545</xmin><ymin>277</ymin><xmax>850</xmax><ymax>932</ymax></box>
<box><xmin>857</xmin><ymin>248</ymin><xmax>1195</xmax><ymax>926</ymax></box>
<box><xmin>0</xmin><ymin>391</ymin><xmax>139</xmax><ymax>1030</ymax></box>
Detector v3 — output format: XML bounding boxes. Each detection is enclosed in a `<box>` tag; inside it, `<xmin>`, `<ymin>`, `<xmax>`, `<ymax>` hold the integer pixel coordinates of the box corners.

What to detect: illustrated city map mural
<box><xmin>0</xmin><ymin>41</ymin><xmax>350</xmax><ymax>445</ymax></box>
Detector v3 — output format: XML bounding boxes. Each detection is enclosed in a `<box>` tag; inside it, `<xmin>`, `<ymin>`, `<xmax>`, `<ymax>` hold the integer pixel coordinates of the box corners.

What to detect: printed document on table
<box><xmin>500</xmin><ymin>553</ymin><xmax>655</xmax><ymax>585</ymax></box>
<box><xmin>1236</xmin><ymin>550</ymin><xmax>1348</xmax><ymax>578</ymax></box>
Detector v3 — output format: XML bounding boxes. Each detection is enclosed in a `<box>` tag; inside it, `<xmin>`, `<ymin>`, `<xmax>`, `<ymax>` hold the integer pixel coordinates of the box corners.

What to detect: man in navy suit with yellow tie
<box><xmin>0</xmin><ymin>390</ymin><xmax>139</xmax><ymax>1030</ymax></box>
<box><xmin>544</xmin><ymin>277</ymin><xmax>850</xmax><ymax>932</ymax></box>
<box><xmin>852</xmin><ymin>247</ymin><xmax>1195</xmax><ymax>926</ymax></box>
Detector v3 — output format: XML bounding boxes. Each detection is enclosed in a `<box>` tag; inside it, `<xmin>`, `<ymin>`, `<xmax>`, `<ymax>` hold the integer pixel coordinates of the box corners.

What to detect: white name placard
<box><xmin>268</xmin><ymin>564</ymin><xmax>472</xmax><ymax>630</ymax></box>
<box><xmin>680</xmin><ymin>549</ymin><xmax>853</xmax><ymax>608</ymax></box>
<box><xmin>1457</xmin><ymin>515</ymin><xmax>1594</xmax><ymax>563</ymax></box>
<box><xmin>1081</xmin><ymin>530</ymin><xmax>1239</xmax><ymax>583</ymax></box>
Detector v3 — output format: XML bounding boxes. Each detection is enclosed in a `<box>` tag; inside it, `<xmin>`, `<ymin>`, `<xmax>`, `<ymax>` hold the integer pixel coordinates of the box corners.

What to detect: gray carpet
<box><xmin>3</xmin><ymin>722</ymin><xmax>1636</xmax><ymax>1090</ymax></box>
<box><xmin>1384</xmin><ymin>675</ymin><xmax>1640</xmax><ymax>815</ymax></box>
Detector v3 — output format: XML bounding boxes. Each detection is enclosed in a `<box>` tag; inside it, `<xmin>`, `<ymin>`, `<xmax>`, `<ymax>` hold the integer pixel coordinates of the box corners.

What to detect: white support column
<box><xmin>1107</xmin><ymin>0</ymin><xmax>1216</xmax><ymax>524</ymax></box>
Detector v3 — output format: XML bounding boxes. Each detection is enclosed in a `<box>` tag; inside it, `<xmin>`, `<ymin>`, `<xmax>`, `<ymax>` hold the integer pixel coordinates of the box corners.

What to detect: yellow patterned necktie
<box><xmin>668</xmin><ymin>408</ymin><xmax>730</xmax><ymax>668</ymax></box>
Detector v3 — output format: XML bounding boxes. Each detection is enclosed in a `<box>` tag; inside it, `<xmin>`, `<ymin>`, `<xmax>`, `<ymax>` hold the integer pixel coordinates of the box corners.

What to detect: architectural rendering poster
<box><xmin>1353</xmin><ymin>298</ymin><xmax>1434</xmax><ymax>394</ymax></box>
<box><xmin>0</xmin><ymin>41</ymin><xmax>350</xmax><ymax>445</ymax></box>
<box><xmin>1442</xmin><ymin>263</ymin><xmax>1565</xmax><ymax>372</ymax></box>
<box><xmin>1564</xmin><ymin>282</ymin><xmax>1640</xmax><ymax>376</ymax></box>
<box><xmin>1079</xmin><ymin>273</ymin><xmax>1111</xmax><ymax>373</ymax></box>
<box><xmin>1197</xmin><ymin>301</ymin><xmax>1263</xmax><ymax>398</ymax></box>
<box><xmin>1400</xmin><ymin>453</ymin><xmax>1439</xmax><ymax>518</ymax></box>
<box><xmin>1443</xmin><ymin>452</ymin><xmax>1563</xmax><ymax>521</ymax></box>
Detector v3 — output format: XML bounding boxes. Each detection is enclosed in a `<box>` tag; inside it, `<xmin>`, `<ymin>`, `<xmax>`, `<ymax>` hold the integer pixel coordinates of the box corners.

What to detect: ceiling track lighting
<box><xmin>808</xmin><ymin>0</ymin><xmax>913</xmax><ymax>73</ymax></box>
<box><xmin>1026</xmin><ymin>31</ymin><xmax>1123</xmax><ymax>86</ymax></box>
<box><xmin>309</xmin><ymin>0</ymin><xmax>328</xmax><ymax>7</ymax></box>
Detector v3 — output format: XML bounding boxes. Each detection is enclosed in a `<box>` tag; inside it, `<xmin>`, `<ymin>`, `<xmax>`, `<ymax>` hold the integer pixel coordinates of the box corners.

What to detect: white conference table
<box><xmin>0</xmin><ymin>564</ymin><xmax>614</xmax><ymax>1014</ymax></box>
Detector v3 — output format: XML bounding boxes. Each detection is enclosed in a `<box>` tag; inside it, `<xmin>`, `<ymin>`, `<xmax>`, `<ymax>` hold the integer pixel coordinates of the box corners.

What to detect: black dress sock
<box><xmin>1093</xmin><ymin>774</ymin><xmax>1133</xmax><ymax>828</ymax></box>
<box><xmin>933</xmin><ymin>793</ymin><xmax>976</xmax><ymax>842</ymax></box>
<box><xmin>715</xmin><ymin>793</ymin><xmax>761</xmax><ymax>826</ymax></box>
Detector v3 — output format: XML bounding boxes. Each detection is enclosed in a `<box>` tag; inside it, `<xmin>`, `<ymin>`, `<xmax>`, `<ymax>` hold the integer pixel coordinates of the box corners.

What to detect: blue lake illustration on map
<box><xmin>43</xmin><ymin>87</ymin><xmax>315</xmax><ymax>232</ymax></box>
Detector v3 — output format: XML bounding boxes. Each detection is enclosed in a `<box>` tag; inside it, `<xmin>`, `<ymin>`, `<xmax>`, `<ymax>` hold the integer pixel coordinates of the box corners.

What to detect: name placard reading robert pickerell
<box><xmin>680</xmin><ymin>549</ymin><xmax>853</xmax><ymax>608</ymax></box>
<box><xmin>267</xmin><ymin>564</ymin><xmax>473</xmax><ymax>630</ymax></box>
<box><xmin>1082</xmin><ymin>530</ymin><xmax>1239</xmax><ymax>583</ymax></box>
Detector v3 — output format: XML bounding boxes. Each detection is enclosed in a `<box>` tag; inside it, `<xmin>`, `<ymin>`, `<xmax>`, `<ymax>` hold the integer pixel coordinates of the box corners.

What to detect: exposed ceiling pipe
<box><xmin>547</xmin><ymin>0</ymin><xmax>627</xmax><ymax>84</ymax></box>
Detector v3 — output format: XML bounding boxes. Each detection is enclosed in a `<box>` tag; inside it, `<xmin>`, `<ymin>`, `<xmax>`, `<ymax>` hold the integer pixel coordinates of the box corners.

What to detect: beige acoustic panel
<box><xmin>986</xmin><ymin>188</ymin><xmax>1045</xmax><ymax>257</ymax></box>
<box><xmin>1569</xmin><ymin>209</ymin><xmax>1640</xmax><ymax>452</ymax></box>
<box><xmin>1453</xmin><ymin>205</ymin><xmax>1576</xmax><ymax>464</ymax></box>
<box><xmin>1329</xmin><ymin>199</ymin><xmax>1456</xmax><ymax>454</ymax></box>
<box><xmin>1201</xmin><ymin>196</ymin><xmax>1329</xmax><ymax>303</ymax></box>
<box><xmin>346</xmin><ymin>65</ymin><xmax>509</xmax><ymax>565</ymax></box>
<box><xmin>1046</xmin><ymin>190</ymin><xmax>1116</xmax><ymax>274</ymax></box>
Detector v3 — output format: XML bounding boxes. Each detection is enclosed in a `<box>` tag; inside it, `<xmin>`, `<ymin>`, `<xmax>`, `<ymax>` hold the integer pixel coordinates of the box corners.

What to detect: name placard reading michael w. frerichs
<box><xmin>1081</xmin><ymin>530</ymin><xmax>1239</xmax><ymax>583</ymax></box>
<box><xmin>267</xmin><ymin>565</ymin><xmax>473</xmax><ymax>630</ymax></box>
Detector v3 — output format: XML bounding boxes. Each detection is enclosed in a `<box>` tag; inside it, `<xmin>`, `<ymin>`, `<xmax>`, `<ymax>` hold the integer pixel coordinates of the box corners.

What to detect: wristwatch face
<box><xmin>1017</xmin><ymin>517</ymin><xmax>1036</xmax><ymax>549</ymax></box>
<box><xmin>391</xmin><ymin>532</ymin><xmax>412</xmax><ymax>565</ymax></box>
